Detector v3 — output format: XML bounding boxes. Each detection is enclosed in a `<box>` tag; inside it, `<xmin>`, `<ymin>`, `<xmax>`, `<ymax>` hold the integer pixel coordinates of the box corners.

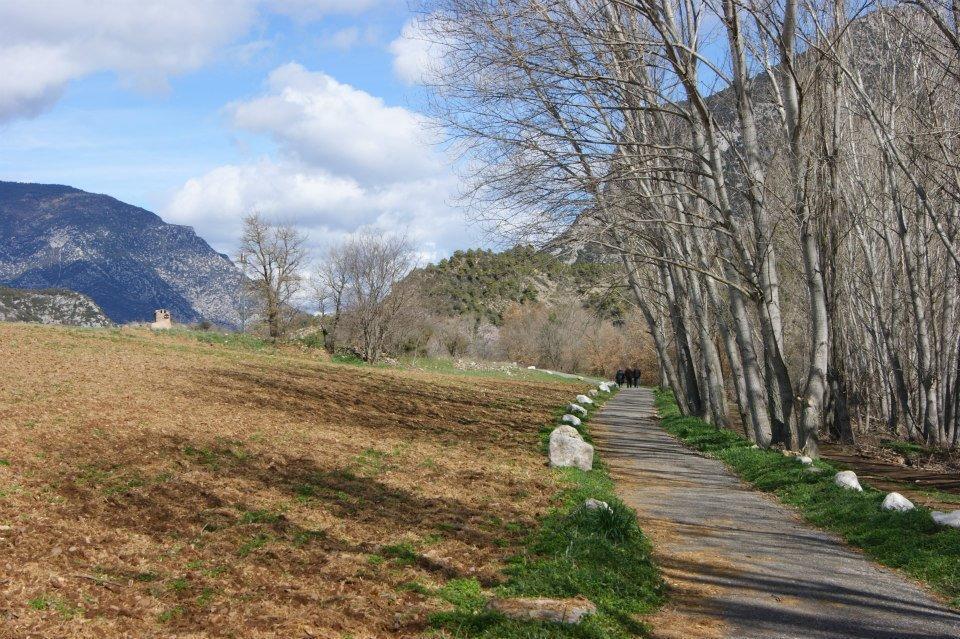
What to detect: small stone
<box><xmin>798</xmin><ymin>456</ymin><xmax>814</xmax><ymax>465</ymax></box>
<box><xmin>588</xmin><ymin>389</ymin><xmax>599</xmax><ymax>397</ymax></box>
<box><xmin>561</xmin><ymin>414</ymin><xmax>582</xmax><ymax>427</ymax></box>
<box><xmin>582</xmin><ymin>498</ymin><xmax>611</xmax><ymax>512</ymax></box>
<box><xmin>931</xmin><ymin>510</ymin><xmax>960</xmax><ymax>528</ymax></box>
<box><xmin>882</xmin><ymin>492</ymin><xmax>915</xmax><ymax>512</ymax></box>
<box><xmin>834</xmin><ymin>470</ymin><xmax>863</xmax><ymax>492</ymax></box>
<box><xmin>487</xmin><ymin>596</ymin><xmax>597</xmax><ymax>624</ymax></box>
<box><xmin>750</xmin><ymin>444</ymin><xmax>760</xmax><ymax>449</ymax></box>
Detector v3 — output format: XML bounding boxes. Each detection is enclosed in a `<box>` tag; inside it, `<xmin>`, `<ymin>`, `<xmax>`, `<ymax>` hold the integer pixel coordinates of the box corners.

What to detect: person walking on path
<box><xmin>615</xmin><ymin>369</ymin><xmax>626</xmax><ymax>387</ymax></box>
<box><xmin>631</xmin><ymin>367</ymin><xmax>642</xmax><ymax>388</ymax></box>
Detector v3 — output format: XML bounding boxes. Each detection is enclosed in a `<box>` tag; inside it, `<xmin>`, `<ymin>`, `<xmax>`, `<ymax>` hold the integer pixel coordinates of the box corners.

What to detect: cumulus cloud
<box><xmin>0</xmin><ymin>0</ymin><xmax>389</xmax><ymax>122</ymax></box>
<box><xmin>165</xmin><ymin>158</ymin><xmax>471</xmax><ymax>258</ymax></box>
<box><xmin>0</xmin><ymin>1</ymin><xmax>258</xmax><ymax>121</ymax></box>
<box><xmin>166</xmin><ymin>64</ymin><xmax>472</xmax><ymax>257</ymax></box>
<box><xmin>389</xmin><ymin>17</ymin><xmax>448</xmax><ymax>85</ymax></box>
<box><xmin>229</xmin><ymin>63</ymin><xmax>441</xmax><ymax>183</ymax></box>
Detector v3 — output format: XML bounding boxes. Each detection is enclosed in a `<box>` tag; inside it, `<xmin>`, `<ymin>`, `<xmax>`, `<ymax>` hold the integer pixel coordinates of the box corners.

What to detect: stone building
<box><xmin>150</xmin><ymin>309</ymin><xmax>172</xmax><ymax>330</ymax></box>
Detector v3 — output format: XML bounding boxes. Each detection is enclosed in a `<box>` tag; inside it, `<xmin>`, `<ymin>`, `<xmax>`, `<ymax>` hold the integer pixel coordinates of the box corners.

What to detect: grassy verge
<box><xmin>430</xmin><ymin>389</ymin><xmax>665</xmax><ymax>638</ymax></box>
<box><xmin>654</xmin><ymin>388</ymin><xmax>960</xmax><ymax>608</ymax></box>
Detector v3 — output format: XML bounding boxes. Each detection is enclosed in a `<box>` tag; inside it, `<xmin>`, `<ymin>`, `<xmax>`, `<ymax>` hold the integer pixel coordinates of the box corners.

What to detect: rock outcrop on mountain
<box><xmin>0</xmin><ymin>286</ymin><xmax>112</xmax><ymax>327</ymax></box>
<box><xmin>0</xmin><ymin>181</ymin><xmax>243</xmax><ymax>326</ymax></box>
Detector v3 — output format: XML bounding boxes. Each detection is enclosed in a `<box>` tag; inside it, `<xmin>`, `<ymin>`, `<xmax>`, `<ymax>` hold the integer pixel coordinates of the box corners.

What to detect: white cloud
<box><xmin>0</xmin><ymin>1</ymin><xmax>259</xmax><ymax>121</ymax></box>
<box><xmin>229</xmin><ymin>63</ymin><xmax>441</xmax><ymax>183</ymax></box>
<box><xmin>318</xmin><ymin>26</ymin><xmax>382</xmax><ymax>50</ymax></box>
<box><xmin>389</xmin><ymin>17</ymin><xmax>447</xmax><ymax>85</ymax></box>
<box><xmin>165</xmin><ymin>158</ymin><xmax>472</xmax><ymax>258</ymax></box>
<box><xmin>166</xmin><ymin>64</ymin><xmax>473</xmax><ymax>257</ymax></box>
<box><xmin>0</xmin><ymin>0</ymin><xmax>390</xmax><ymax>122</ymax></box>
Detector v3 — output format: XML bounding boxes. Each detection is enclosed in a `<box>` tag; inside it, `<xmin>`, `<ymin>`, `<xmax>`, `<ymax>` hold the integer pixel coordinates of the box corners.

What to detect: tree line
<box><xmin>233</xmin><ymin>212</ymin><xmax>653</xmax><ymax>374</ymax></box>
<box><xmin>421</xmin><ymin>0</ymin><xmax>960</xmax><ymax>452</ymax></box>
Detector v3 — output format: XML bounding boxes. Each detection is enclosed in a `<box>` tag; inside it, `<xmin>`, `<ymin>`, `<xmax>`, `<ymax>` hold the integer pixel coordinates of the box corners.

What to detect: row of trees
<box><xmin>235</xmin><ymin>213</ymin><xmax>416</xmax><ymax>362</ymax></box>
<box><xmin>423</xmin><ymin>0</ymin><xmax>960</xmax><ymax>451</ymax></box>
<box><xmin>234</xmin><ymin>213</ymin><xmax>650</xmax><ymax>371</ymax></box>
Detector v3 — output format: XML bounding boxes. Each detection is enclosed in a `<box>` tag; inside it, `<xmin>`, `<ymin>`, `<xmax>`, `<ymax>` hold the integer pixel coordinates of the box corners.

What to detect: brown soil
<box><xmin>0</xmin><ymin>324</ymin><xmax>579</xmax><ymax>638</ymax></box>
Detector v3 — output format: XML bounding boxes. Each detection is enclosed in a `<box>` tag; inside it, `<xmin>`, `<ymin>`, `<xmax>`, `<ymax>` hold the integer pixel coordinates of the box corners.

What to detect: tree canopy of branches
<box><xmin>424</xmin><ymin>0</ymin><xmax>960</xmax><ymax>453</ymax></box>
<box><xmin>236</xmin><ymin>213</ymin><xmax>308</xmax><ymax>340</ymax></box>
<box><xmin>314</xmin><ymin>233</ymin><xmax>417</xmax><ymax>362</ymax></box>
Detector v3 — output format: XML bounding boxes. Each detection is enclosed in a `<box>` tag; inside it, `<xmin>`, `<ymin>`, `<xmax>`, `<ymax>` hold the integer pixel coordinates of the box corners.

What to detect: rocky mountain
<box><xmin>0</xmin><ymin>181</ymin><xmax>243</xmax><ymax>326</ymax></box>
<box><xmin>0</xmin><ymin>286</ymin><xmax>112</xmax><ymax>327</ymax></box>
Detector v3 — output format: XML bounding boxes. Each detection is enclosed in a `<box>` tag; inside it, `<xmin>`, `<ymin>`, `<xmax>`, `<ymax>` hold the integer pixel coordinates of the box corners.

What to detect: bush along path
<box><xmin>430</xmin><ymin>382</ymin><xmax>666</xmax><ymax>638</ymax></box>
<box><xmin>590</xmin><ymin>387</ymin><xmax>960</xmax><ymax>639</ymax></box>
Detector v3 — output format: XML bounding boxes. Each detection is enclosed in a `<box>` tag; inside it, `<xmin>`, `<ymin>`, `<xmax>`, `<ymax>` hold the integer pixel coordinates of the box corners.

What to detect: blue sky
<box><xmin>0</xmin><ymin>1</ymin><xmax>479</xmax><ymax>259</ymax></box>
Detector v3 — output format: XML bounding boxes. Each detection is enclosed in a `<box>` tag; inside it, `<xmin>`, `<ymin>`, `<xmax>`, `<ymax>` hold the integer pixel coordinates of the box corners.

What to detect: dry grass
<box><xmin>0</xmin><ymin>324</ymin><xmax>580</xmax><ymax>638</ymax></box>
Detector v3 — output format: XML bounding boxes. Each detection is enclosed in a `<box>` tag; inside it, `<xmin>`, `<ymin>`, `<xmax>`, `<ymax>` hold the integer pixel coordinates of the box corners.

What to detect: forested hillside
<box><xmin>412</xmin><ymin>246</ymin><xmax>628</xmax><ymax>325</ymax></box>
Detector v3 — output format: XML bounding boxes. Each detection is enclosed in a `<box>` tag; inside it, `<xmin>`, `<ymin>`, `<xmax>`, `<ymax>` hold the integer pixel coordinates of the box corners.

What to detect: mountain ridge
<box><xmin>0</xmin><ymin>180</ymin><xmax>243</xmax><ymax>326</ymax></box>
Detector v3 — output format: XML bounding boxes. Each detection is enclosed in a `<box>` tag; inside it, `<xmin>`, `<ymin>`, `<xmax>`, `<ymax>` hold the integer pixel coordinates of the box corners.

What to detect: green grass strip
<box><xmin>654</xmin><ymin>388</ymin><xmax>960</xmax><ymax>608</ymax></box>
<box><xmin>430</xmin><ymin>389</ymin><xmax>665</xmax><ymax>638</ymax></box>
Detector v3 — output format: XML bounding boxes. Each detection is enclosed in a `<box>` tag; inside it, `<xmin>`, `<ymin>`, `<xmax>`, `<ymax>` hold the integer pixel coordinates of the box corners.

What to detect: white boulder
<box><xmin>798</xmin><ymin>456</ymin><xmax>814</xmax><ymax>465</ymax></box>
<box><xmin>582</xmin><ymin>498</ymin><xmax>611</xmax><ymax>512</ymax></box>
<box><xmin>549</xmin><ymin>426</ymin><xmax>594</xmax><ymax>471</ymax></box>
<box><xmin>551</xmin><ymin>424</ymin><xmax>582</xmax><ymax>441</ymax></box>
<box><xmin>834</xmin><ymin>470</ymin><xmax>863</xmax><ymax>492</ymax></box>
<box><xmin>931</xmin><ymin>510</ymin><xmax>960</xmax><ymax>528</ymax></box>
<box><xmin>561</xmin><ymin>414</ymin><xmax>582</xmax><ymax>427</ymax></box>
<box><xmin>598</xmin><ymin>383</ymin><xmax>611</xmax><ymax>393</ymax></box>
<box><xmin>568</xmin><ymin>404</ymin><xmax>587</xmax><ymax>416</ymax></box>
<box><xmin>576</xmin><ymin>395</ymin><xmax>594</xmax><ymax>405</ymax></box>
<box><xmin>882</xmin><ymin>492</ymin><xmax>915</xmax><ymax>512</ymax></box>
<box><xmin>588</xmin><ymin>389</ymin><xmax>599</xmax><ymax>397</ymax></box>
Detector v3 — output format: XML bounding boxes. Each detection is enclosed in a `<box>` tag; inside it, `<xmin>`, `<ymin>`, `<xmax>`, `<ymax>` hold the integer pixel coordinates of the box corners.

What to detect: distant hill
<box><xmin>0</xmin><ymin>286</ymin><xmax>112</xmax><ymax>327</ymax></box>
<box><xmin>412</xmin><ymin>245</ymin><xmax>629</xmax><ymax>325</ymax></box>
<box><xmin>0</xmin><ymin>181</ymin><xmax>243</xmax><ymax>326</ymax></box>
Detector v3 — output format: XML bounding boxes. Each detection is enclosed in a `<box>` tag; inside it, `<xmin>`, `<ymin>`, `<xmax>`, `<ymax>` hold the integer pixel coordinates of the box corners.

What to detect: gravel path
<box><xmin>592</xmin><ymin>387</ymin><xmax>960</xmax><ymax>639</ymax></box>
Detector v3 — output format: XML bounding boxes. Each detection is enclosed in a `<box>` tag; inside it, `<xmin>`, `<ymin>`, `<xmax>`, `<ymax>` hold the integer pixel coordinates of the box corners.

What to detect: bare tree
<box><xmin>317</xmin><ymin>233</ymin><xmax>417</xmax><ymax>362</ymax></box>
<box><xmin>236</xmin><ymin>213</ymin><xmax>308</xmax><ymax>340</ymax></box>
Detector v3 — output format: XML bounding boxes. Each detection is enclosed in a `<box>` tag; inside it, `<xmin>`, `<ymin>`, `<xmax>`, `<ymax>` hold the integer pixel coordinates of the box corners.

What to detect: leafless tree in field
<box><xmin>236</xmin><ymin>213</ymin><xmax>308</xmax><ymax>340</ymax></box>
<box><xmin>316</xmin><ymin>233</ymin><xmax>418</xmax><ymax>363</ymax></box>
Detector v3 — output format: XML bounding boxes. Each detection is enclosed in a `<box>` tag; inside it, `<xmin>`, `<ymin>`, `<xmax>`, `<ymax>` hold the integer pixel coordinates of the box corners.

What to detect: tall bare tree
<box><xmin>236</xmin><ymin>213</ymin><xmax>308</xmax><ymax>340</ymax></box>
<box><xmin>316</xmin><ymin>233</ymin><xmax>417</xmax><ymax>362</ymax></box>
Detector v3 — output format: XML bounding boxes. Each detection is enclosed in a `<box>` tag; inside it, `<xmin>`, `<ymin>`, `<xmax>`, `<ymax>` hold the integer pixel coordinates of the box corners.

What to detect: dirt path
<box><xmin>592</xmin><ymin>388</ymin><xmax>960</xmax><ymax>639</ymax></box>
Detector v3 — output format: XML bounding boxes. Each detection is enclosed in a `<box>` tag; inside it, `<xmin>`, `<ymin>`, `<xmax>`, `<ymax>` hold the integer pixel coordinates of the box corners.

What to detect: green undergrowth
<box><xmin>430</xmin><ymin>388</ymin><xmax>665</xmax><ymax>638</ymax></box>
<box><xmin>654</xmin><ymin>388</ymin><xmax>960</xmax><ymax>608</ymax></box>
